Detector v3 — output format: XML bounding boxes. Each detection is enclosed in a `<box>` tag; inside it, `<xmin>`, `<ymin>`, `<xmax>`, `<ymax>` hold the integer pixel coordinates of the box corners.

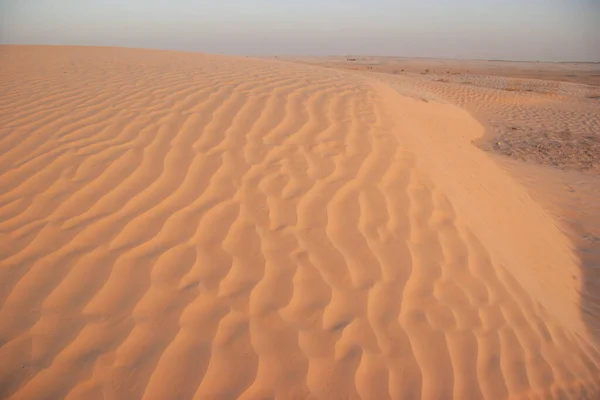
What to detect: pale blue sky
<box><xmin>1</xmin><ymin>0</ymin><xmax>599</xmax><ymax>61</ymax></box>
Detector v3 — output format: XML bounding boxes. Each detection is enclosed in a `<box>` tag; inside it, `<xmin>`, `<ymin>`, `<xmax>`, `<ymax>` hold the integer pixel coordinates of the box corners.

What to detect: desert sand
<box><xmin>1</xmin><ymin>46</ymin><xmax>599</xmax><ymax>399</ymax></box>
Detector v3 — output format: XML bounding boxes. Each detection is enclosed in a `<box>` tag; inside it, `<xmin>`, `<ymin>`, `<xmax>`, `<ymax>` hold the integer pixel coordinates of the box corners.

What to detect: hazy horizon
<box><xmin>1</xmin><ymin>0</ymin><xmax>599</xmax><ymax>62</ymax></box>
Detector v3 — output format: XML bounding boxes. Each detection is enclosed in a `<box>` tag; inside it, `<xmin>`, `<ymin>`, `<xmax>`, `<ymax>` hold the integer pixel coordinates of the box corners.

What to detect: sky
<box><xmin>1</xmin><ymin>0</ymin><xmax>599</xmax><ymax>61</ymax></box>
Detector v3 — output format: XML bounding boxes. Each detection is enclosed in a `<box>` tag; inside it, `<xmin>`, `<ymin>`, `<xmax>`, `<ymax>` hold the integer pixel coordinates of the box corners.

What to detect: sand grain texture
<box><xmin>1</xmin><ymin>46</ymin><xmax>600</xmax><ymax>399</ymax></box>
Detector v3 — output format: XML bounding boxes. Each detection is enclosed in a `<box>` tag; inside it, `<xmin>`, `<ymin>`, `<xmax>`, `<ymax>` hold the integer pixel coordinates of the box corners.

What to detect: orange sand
<box><xmin>1</xmin><ymin>46</ymin><xmax>599</xmax><ymax>399</ymax></box>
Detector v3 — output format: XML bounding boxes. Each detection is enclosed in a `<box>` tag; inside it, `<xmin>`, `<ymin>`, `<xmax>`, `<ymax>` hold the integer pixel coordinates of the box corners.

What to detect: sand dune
<box><xmin>1</xmin><ymin>46</ymin><xmax>600</xmax><ymax>399</ymax></box>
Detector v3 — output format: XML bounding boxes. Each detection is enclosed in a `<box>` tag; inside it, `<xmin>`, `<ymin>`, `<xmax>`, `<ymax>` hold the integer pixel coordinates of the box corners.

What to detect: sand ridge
<box><xmin>1</xmin><ymin>46</ymin><xmax>600</xmax><ymax>399</ymax></box>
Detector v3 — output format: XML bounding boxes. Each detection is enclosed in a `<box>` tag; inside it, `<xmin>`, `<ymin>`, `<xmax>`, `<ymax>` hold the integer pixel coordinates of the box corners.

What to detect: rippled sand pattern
<box><xmin>1</xmin><ymin>46</ymin><xmax>599</xmax><ymax>399</ymax></box>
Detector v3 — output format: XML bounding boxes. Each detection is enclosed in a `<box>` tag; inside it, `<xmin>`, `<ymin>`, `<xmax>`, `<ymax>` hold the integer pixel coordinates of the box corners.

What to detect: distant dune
<box><xmin>1</xmin><ymin>46</ymin><xmax>599</xmax><ymax>399</ymax></box>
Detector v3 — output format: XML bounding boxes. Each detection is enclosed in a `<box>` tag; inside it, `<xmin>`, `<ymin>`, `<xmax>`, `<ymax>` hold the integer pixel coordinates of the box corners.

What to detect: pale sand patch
<box><xmin>1</xmin><ymin>46</ymin><xmax>599</xmax><ymax>399</ymax></box>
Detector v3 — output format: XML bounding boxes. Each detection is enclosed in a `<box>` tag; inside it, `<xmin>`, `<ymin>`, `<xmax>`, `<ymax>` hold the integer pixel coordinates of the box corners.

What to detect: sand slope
<box><xmin>1</xmin><ymin>46</ymin><xmax>600</xmax><ymax>399</ymax></box>
<box><xmin>311</xmin><ymin>59</ymin><xmax>600</xmax><ymax>347</ymax></box>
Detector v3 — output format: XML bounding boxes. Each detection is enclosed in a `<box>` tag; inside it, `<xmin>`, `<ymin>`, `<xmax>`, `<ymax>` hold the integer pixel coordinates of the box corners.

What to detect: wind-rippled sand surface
<box><xmin>1</xmin><ymin>46</ymin><xmax>600</xmax><ymax>399</ymax></box>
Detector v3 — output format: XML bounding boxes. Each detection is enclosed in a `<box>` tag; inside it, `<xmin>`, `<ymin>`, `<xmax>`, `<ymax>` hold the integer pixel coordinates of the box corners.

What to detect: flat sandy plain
<box><xmin>1</xmin><ymin>46</ymin><xmax>599</xmax><ymax>399</ymax></box>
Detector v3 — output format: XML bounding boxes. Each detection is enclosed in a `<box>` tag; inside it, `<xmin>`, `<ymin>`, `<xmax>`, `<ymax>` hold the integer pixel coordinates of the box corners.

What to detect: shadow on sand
<box><xmin>576</xmin><ymin>230</ymin><xmax>600</xmax><ymax>345</ymax></box>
